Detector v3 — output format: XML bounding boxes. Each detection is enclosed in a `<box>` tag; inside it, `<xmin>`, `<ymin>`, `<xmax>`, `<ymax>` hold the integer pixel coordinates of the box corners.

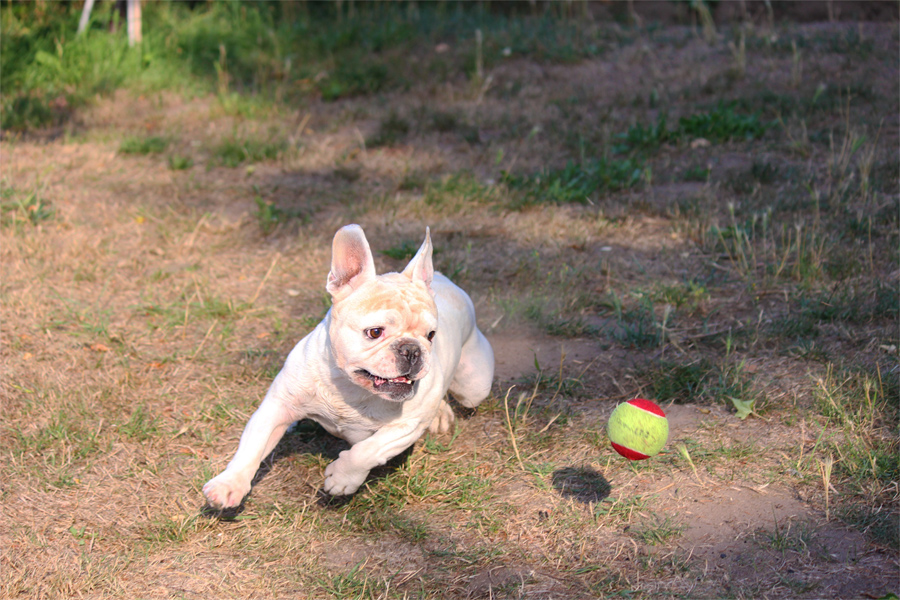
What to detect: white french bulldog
<box><xmin>203</xmin><ymin>224</ymin><xmax>494</xmax><ymax>508</ymax></box>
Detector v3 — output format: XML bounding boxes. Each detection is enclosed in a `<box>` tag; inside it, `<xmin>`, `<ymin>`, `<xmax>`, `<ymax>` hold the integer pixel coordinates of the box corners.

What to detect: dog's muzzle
<box><xmin>356</xmin><ymin>369</ymin><xmax>418</xmax><ymax>402</ymax></box>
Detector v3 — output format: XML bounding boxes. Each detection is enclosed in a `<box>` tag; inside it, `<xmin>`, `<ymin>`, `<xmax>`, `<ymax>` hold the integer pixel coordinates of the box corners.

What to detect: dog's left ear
<box><xmin>402</xmin><ymin>227</ymin><xmax>434</xmax><ymax>290</ymax></box>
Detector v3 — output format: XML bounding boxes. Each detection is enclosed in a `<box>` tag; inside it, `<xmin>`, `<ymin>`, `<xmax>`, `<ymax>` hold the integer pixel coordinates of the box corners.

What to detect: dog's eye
<box><xmin>365</xmin><ymin>328</ymin><xmax>384</xmax><ymax>340</ymax></box>
<box><xmin>427</xmin><ymin>331</ymin><xmax>436</xmax><ymax>342</ymax></box>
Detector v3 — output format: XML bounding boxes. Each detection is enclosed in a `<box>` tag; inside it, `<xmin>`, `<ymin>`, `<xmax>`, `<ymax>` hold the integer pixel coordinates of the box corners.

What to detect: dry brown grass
<box><xmin>2</xmin><ymin>16</ymin><xmax>898</xmax><ymax>600</ymax></box>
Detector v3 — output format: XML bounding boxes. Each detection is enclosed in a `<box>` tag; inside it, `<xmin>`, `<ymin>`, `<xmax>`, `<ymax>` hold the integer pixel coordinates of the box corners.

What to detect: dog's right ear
<box><xmin>326</xmin><ymin>224</ymin><xmax>376</xmax><ymax>300</ymax></box>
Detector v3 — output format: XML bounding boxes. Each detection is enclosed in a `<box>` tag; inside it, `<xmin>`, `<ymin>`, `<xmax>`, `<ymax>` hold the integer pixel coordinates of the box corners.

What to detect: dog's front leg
<box><xmin>323</xmin><ymin>422</ymin><xmax>423</xmax><ymax>496</ymax></box>
<box><xmin>203</xmin><ymin>381</ymin><xmax>301</xmax><ymax>509</ymax></box>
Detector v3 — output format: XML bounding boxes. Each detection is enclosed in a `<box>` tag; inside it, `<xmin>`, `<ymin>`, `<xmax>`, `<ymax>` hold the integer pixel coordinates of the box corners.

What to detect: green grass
<box><xmin>641</xmin><ymin>357</ymin><xmax>762</xmax><ymax>416</ymax></box>
<box><xmin>167</xmin><ymin>154</ymin><xmax>194</xmax><ymax>171</ymax></box>
<box><xmin>0</xmin><ymin>186</ymin><xmax>54</xmax><ymax>228</ymax></box>
<box><xmin>681</xmin><ymin>164</ymin><xmax>711</xmax><ymax>182</ymax></box>
<box><xmin>424</xmin><ymin>171</ymin><xmax>496</xmax><ymax>208</ymax></box>
<box><xmin>119</xmin><ymin>135</ymin><xmax>170</xmax><ymax>155</ymax></box>
<box><xmin>650</xmin><ymin>281</ymin><xmax>710</xmax><ymax>314</ymax></box>
<box><xmin>613</xmin><ymin>104</ymin><xmax>769</xmax><ymax>154</ymax></box>
<box><xmin>631</xmin><ymin>515</ymin><xmax>685</xmax><ymax>546</ymax></box>
<box><xmin>814</xmin><ymin>366</ymin><xmax>898</xmax><ymax>486</ymax></box>
<box><xmin>771</xmin><ymin>283</ymin><xmax>899</xmax><ymax>342</ymax></box>
<box><xmin>502</xmin><ymin>157</ymin><xmax>643</xmax><ymax>207</ymax></box>
<box><xmin>597</xmin><ymin>292</ymin><xmax>667</xmax><ymax>348</ymax></box>
<box><xmin>210</xmin><ymin>133</ymin><xmax>287</xmax><ymax>167</ymax></box>
<box><xmin>381</xmin><ymin>240</ymin><xmax>420</xmax><ymax>261</ymax></box>
<box><xmin>837</xmin><ymin>504</ymin><xmax>899</xmax><ymax>550</ymax></box>
<box><xmin>118</xmin><ymin>405</ymin><xmax>161</xmax><ymax>442</ymax></box>
<box><xmin>254</xmin><ymin>195</ymin><xmax>307</xmax><ymax>235</ymax></box>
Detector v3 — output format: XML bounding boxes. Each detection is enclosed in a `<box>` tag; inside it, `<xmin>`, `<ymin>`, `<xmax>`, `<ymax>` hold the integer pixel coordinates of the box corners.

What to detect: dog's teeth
<box><xmin>370</xmin><ymin>374</ymin><xmax>411</xmax><ymax>386</ymax></box>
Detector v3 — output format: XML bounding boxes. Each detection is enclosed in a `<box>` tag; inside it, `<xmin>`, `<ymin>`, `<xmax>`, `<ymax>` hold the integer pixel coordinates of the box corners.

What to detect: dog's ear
<box><xmin>327</xmin><ymin>224</ymin><xmax>377</xmax><ymax>299</ymax></box>
<box><xmin>402</xmin><ymin>227</ymin><xmax>434</xmax><ymax>290</ymax></box>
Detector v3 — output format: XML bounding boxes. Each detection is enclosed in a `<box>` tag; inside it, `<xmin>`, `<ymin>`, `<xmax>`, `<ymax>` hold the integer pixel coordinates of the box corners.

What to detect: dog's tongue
<box><xmin>373</xmin><ymin>375</ymin><xmax>411</xmax><ymax>387</ymax></box>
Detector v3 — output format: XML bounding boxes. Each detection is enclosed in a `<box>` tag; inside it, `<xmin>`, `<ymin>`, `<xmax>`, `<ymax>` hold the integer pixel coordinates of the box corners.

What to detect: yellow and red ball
<box><xmin>607</xmin><ymin>398</ymin><xmax>668</xmax><ymax>460</ymax></box>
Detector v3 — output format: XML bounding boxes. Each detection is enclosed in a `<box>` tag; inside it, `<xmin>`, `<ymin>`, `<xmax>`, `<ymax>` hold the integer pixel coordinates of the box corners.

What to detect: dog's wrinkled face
<box><xmin>326</xmin><ymin>226</ymin><xmax>437</xmax><ymax>402</ymax></box>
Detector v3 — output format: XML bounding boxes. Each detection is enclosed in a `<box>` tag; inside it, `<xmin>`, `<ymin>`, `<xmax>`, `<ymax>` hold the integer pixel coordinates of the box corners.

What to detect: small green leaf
<box><xmin>730</xmin><ymin>396</ymin><xmax>755</xmax><ymax>420</ymax></box>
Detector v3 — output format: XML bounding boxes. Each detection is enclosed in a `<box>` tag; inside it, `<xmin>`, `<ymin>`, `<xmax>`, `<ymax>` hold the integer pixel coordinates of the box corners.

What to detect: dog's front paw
<box><xmin>428</xmin><ymin>399</ymin><xmax>455</xmax><ymax>435</ymax></box>
<box><xmin>203</xmin><ymin>471</ymin><xmax>251</xmax><ymax>509</ymax></box>
<box><xmin>323</xmin><ymin>453</ymin><xmax>368</xmax><ymax>496</ymax></box>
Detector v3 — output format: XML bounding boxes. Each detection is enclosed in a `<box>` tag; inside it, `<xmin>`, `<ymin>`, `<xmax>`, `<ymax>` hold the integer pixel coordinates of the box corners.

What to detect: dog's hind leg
<box><xmin>448</xmin><ymin>327</ymin><xmax>494</xmax><ymax>408</ymax></box>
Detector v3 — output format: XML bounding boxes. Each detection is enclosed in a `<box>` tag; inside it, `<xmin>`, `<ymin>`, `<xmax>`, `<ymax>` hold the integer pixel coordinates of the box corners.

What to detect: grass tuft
<box><xmin>502</xmin><ymin>157</ymin><xmax>643</xmax><ymax>207</ymax></box>
<box><xmin>119</xmin><ymin>135</ymin><xmax>170</xmax><ymax>155</ymax></box>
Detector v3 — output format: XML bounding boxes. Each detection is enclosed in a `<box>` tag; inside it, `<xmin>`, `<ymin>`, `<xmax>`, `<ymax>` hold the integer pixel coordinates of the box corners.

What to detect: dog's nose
<box><xmin>397</xmin><ymin>342</ymin><xmax>421</xmax><ymax>365</ymax></box>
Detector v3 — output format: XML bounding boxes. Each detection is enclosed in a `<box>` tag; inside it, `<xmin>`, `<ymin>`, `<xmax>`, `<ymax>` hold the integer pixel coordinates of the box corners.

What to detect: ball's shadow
<box><xmin>551</xmin><ymin>466</ymin><xmax>611</xmax><ymax>503</ymax></box>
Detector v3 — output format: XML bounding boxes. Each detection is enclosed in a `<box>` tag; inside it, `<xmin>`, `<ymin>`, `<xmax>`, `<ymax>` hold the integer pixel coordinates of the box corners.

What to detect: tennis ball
<box><xmin>607</xmin><ymin>398</ymin><xmax>668</xmax><ymax>460</ymax></box>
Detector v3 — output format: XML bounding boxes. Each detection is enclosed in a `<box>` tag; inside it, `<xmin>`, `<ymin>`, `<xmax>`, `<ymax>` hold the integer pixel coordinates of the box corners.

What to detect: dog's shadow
<box><xmin>201</xmin><ymin>418</ymin><xmax>427</xmax><ymax>519</ymax></box>
<box><xmin>201</xmin><ymin>397</ymin><xmax>480</xmax><ymax>520</ymax></box>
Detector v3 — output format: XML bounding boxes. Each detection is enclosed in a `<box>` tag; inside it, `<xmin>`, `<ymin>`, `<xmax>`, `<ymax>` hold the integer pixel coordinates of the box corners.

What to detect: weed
<box><xmin>837</xmin><ymin>504</ymin><xmax>900</xmax><ymax>549</ymax></box>
<box><xmin>315</xmin><ymin>562</ymin><xmax>384</xmax><ymax>598</ymax></box>
<box><xmin>118</xmin><ymin>135</ymin><xmax>169</xmax><ymax>155</ymax></box>
<box><xmin>141</xmin><ymin>514</ymin><xmax>205</xmax><ymax>546</ymax></box>
<box><xmin>254</xmin><ymin>195</ymin><xmax>306</xmax><ymax>235</ymax></box>
<box><xmin>771</xmin><ymin>283</ymin><xmax>899</xmax><ymax>342</ymax></box>
<box><xmin>210</xmin><ymin>133</ymin><xmax>286</xmax><ymax>167</ymax></box>
<box><xmin>1</xmin><ymin>3</ymin><xmax>139</xmax><ymax>130</ymax></box>
<box><xmin>167</xmin><ymin>154</ymin><xmax>193</xmax><ymax>170</ymax></box>
<box><xmin>118</xmin><ymin>405</ymin><xmax>160</xmax><ymax>442</ymax></box>
<box><xmin>641</xmin><ymin>357</ymin><xmax>761</xmax><ymax>414</ymax></box>
<box><xmin>680</xmin><ymin>103</ymin><xmax>768</xmax><ymax>142</ymax></box>
<box><xmin>651</xmin><ymin>280</ymin><xmax>710</xmax><ymax>313</ymax></box>
<box><xmin>681</xmin><ymin>164</ymin><xmax>711</xmax><ymax>182</ymax></box>
<box><xmin>813</xmin><ymin>367</ymin><xmax>898</xmax><ymax>484</ymax></box>
<box><xmin>704</xmin><ymin>199</ymin><xmax>833</xmax><ymax>286</ymax></box>
<box><xmin>593</xmin><ymin>495</ymin><xmax>648</xmax><ymax>525</ymax></box>
<box><xmin>503</xmin><ymin>157</ymin><xmax>643</xmax><ymax>207</ymax></box>
<box><xmin>642</xmin><ymin>359</ymin><xmax>713</xmax><ymax>404</ymax></box>
<box><xmin>381</xmin><ymin>240</ymin><xmax>419</xmax><ymax>261</ymax></box>
<box><xmin>424</xmin><ymin>171</ymin><xmax>495</xmax><ymax>208</ymax></box>
<box><xmin>0</xmin><ymin>187</ymin><xmax>54</xmax><ymax>228</ymax></box>
<box><xmin>614</xmin><ymin>104</ymin><xmax>769</xmax><ymax>155</ymax></box>
<box><xmin>598</xmin><ymin>291</ymin><xmax>665</xmax><ymax>348</ymax></box>
<box><xmin>14</xmin><ymin>405</ymin><xmax>104</xmax><ymax>469</ymax></box>
<box><xmin>613</xmin><ymin>112</ymin><xmax>674</xmax><ymax>153</ymax></box>
<box><xmin>758</xmin><ymin>517</ymin><xmax>816</xmax><ymax>555</ymax></box>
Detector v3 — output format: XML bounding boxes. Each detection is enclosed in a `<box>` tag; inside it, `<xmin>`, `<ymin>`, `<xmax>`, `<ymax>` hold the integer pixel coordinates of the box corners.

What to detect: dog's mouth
<box><xmin>356</xmin><ymin>370</ymin><xmax>417</xmax><ymax>400</ymax></box>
